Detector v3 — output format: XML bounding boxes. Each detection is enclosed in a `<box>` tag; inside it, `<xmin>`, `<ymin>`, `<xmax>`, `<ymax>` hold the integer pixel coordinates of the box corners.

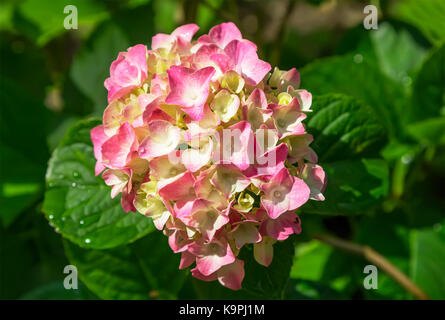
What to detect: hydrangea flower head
<box><xmin>91</xmin><ymin>22</ymin><xmax>327</xmax><ymax>290</ymax></box>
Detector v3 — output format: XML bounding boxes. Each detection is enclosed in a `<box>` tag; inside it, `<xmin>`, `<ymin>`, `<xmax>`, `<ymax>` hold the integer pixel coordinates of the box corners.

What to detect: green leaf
<box><xmin>300</xmin><ymin>94</ymin><xmax>389</xmax><ymax>215</ymax></box>
<box><xmin>307</xmin><ymin>94</ymin><xmax>387</xmax><ymax>162</ymax></box>
<box><xmin>301</xmin><ymin>158</ymin><xmax>389</xmax><ymax>215</ymax></box>
<box><xmin>43</xmin><ymin>119</ymin><xmax>154</xmax><ymax>249</ymax></box>
<box><xmin>20</xmin><ymin>281</ymin><xmax>95</xmax><ymax>300</ymax></box>
<box><xmin>63</xmin><ymin>239</ymin><xmax>151</xmax><ymax>300</ymax></box>
<box><xmin>18</xmin><ymin>0</ymin><xmax>109</xmax><ymax>46</ymax></box>
<box><xmin>381</xmin><ymin>141</ymin><xmax>419</xmax><ymax>162</ymax></box>
<box><xmin>291</xmin><ymin>240</ymin><xmax>332</xmax><ymax>281</ymax></box>
<box><xmin>63</xmin><ymin>232</ymin><xmax>187</xmax><ymax>300</ymax></box>
<box><xmin>301</xmin><ymin>54</ymin><xmax>405</xmax><ymax>138</ymax></box>
<box><xmin>411</xmin><ymin>224</ymin><xmax>445</xmax><ymax>299</ymax></box>
<box><xmin>390</xmin><ymin>0</ymin><xmax>445</xmax><ymax>46</ymax></box>
<box><xmin>70</xmin><ymin>22</ymin><xmax>129</xmax><ymax>115</ymax></box>
<box><xmin>132</xmin><ymin>233</ymin><xmax>188</xmax><ymax>298</ymax></box>
<box><xmin>47</xmin><ymin>116</ymin><xmax>81</xmax><ymax>152</ymax></box>
<box><xmin>407</xmin><ymin>117</ymin><xmax>445</xmax><ymax>145</ymax></box>
<box><xmin>290</xmin><ymin>240</ymin><xmax>356</xmax><ymax>296</ymax></box>
<box><xmin>370</xmin><ymin>22</ymin><xmax>428</xmax><ymax>84</ymax></box>
<box><xmin>408</xmin><ymin>44</ymin><xmax>445</xmax><ymax>122</ymax></box>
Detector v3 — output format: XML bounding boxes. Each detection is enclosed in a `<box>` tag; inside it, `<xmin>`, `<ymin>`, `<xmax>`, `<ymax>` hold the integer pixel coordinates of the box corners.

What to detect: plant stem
<box><xmin>313</xmin><ymin>233</ymin><xmax>429</xmax><ymax>300</ymax></box>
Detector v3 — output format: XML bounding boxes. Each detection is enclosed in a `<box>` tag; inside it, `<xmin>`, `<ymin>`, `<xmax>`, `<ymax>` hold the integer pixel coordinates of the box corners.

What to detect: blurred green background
<box><xmin>0</xmin><ymin>0</ymin><xmax>444</xmax><ymax>300</ymax></box>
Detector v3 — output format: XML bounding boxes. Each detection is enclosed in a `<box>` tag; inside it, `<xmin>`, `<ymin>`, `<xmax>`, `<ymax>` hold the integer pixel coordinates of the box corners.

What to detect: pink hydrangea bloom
<box><xmin>104</xmin><ymin>44</ymin><xmax>148</xmax><ymax>103</ymax></box>
<box><xmin>91</xmin><ymin>22</ymin><xmax>327</xmax><ymax>291</ymax></box>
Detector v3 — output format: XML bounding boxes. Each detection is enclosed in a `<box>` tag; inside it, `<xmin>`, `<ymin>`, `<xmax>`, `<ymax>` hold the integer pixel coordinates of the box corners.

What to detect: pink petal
<box><xmin>168</xmin><ymin>229</ymin><xmax>191</xmax><ymax>253</ymax></box>
<box><xmin>181</xmin><ymin>137</ymin><xmax>213</xmax><ymax>172</ymax></box>
<box><xmin>210</xmin><ymin>165</ymin><xmax>251</xmax><ymax>199</ymax></box>
<box><xmin>138</xmin><ymin>120</ymin><xmax>181</xmax><ymax>159</ymax></box>
<box><xmin>261</xmin><ymin>195</ymin><xmax>290</xmax><ymax>219</ymax></box>
<box><xmin>194</xmin><ymin>167</ymin><xmax>228</xmax><ymax>206</ymax></box>
<box><xmin>151</xmin><ymin>33</ymin><xmax>171</xmax><ymax>50</ymax></box>
<box><xmin>260</xmin><ymin>168</ymin><xmax>294</xmax><ymax>219</ymax></box>
<box><xmin>104</xmin><ymin>45</ymin><xmax>147</xmax><ymax>102</ymax></box>
<box><xmin>165</xmin><ymin>66</ymin><xmax>215</xmax><ymax>121</ymax></box>
<box><xmin>223</xmin><ymin>39</ymin><xmax>270</xmax><ymax>85</ymax></box>
<box><xmin>246</xmin><ymin>88</ymin><xmax>268</xmax><ymax>110</ymax></box>
<box><xmin>152</xmin><ymin>211</ymin><xmax>171</xmax><ymax>230</ymax></box>
<box><xmin>283</xmin><ymin>68</ymin><xmax>301</xmax><ymax>89</ymax></box>
<box><xmin>102</xmin><ymin>169</ymin><xmax>131</xmax><ymax>198</ymax></box>
<box><xmin>270</xmin><ymin>98</ymin><xmax>306</xmax><ymax>138</ymax></box>
<box><xmin>139</xmin><ymin>94</ymin><xmax>172</xmax><ymax>124</ymax></box>
<box><xmin>217</xmin><ymin>259</ymin><xmax>245</xmax><ymax>290</ymax></box>
<box><xmin>302</xmin><ymin>163</ymin><xmax>327</xmax><ymax>201</ymax></box>
<box><xmin>193</xmin><ymin>44</ymin><xmax>224</xmax><ymax>76</ymax></box>
<box><xmin>199</xmin><ymin>22</ymin><xmax>242</xmax><ymax>48</ymax></box>
<box><xmin>215</xmin><ymin>121</ymin><xmax>255</xmax><ymax>170</ymax></box>
<box><xmin>101</xmin><ymin>122</ymin><xmax>138</xmax><ymax>169</ymax></box>
<box><xmin>296</xmin><ymin>89</ymin><xmax>312</xmax><ymax>111</ymax></box>
<box><xmin>259</xmin><ymin>211</ymin><xmax>301</xmax><ymax>240</ymax></box>
<box><xmin>288</xmin><ymin>177</ymin><xmax>310</xmax><ymax>211</ymax></box>
<box><xmin>231</xmin><ymin>221</ymin><xmax>262</xmax><ymax>248</ymax></box>
<box><xmin>158</xmin><ymin>171</ymin><xmax>196</xmax><ymax>201</ymax></box>
<box><xmin>102</xmin><ymin>100</ymin><xmax>123</xmax><ymax>136</ymax></box>
<box><xmin>149</xmin><ymin>153</ymin><xmax>186</xmax><ymax>180</ymax></box>
<box><xmin>189</xmin><ymin>239</ymin><xmax>235</xmax><ymax>276</ymax></box>
<box><xmin>286</xmin><ymin>134</ymin><xmax>318</xmax><ymax>163</ymax></box>
<box><xmin>253</xmin><ymin>236</ymin><xmax>276</xmax><ymax>267</ymax></box>
<box><xmin>210</xmin><ymin>53</ymin><xmax>233</xmax><ymax>74</ymax></box>
<box><xmin>172</xmin><ymin>24</ymin><xmax>200</xmax><ymax>42</ymax></box>
<box><xmin>191</xmin><ymin>266</ymin><xmax>218</xmax><ymax>282</ymax></box>
<box><xmin>126</xmin><ymin>44</ymin><xmax>148</xmax><ymax>78</ymax></box>
<box><xmin>241</xmin><ymin>57</ymin><xmax>271</xmax><ymax>86</ymax></box>
<box><xmin>179</xmin><ymin>251</ymin><xmax>196</xmax><ymax>269</ymax></box>
<box><xmin>121</xmin><ymin>186</ymin><xmax>136</xmax><ymax>212</ymax></box>
<box><xmin>245</xmin><ymin>143</ymin><xmax>288</xmax><ymax>178</ymax></box>
<box><xmin>90</xmin><ymin>125</ymin><xmax>108</xmax><ymax>175</ymax></box>
<box><xmin>189</xmin><ymin>204</ymin><xmax>230</xmax><ymax>241</ymax></box>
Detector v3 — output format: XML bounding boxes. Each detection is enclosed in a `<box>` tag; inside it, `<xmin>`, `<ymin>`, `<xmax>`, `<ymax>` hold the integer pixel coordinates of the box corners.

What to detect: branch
<box><xmin>313</xmin><ymin>234</ymin><xmax>429</xmax><ymax>300</ymax></box>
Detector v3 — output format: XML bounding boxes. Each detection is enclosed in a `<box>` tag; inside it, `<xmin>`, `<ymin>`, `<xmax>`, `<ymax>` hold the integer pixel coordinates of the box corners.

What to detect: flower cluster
<box><xmin>91</xmin><ymin>22</ymin><xmax>326</xmax><ymax>290</ymax></box>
